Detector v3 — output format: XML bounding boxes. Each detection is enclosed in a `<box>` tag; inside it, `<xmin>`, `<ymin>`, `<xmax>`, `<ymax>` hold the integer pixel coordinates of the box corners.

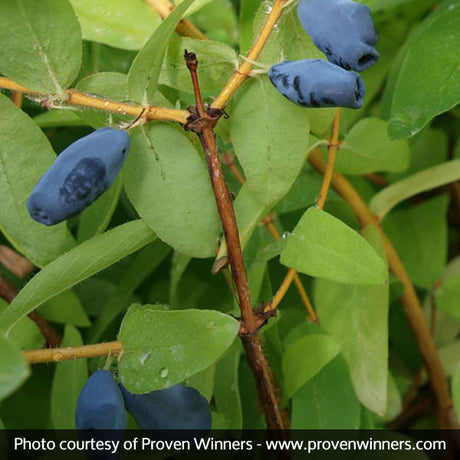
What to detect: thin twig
<box><xmin>316</xmin><ymin>108</ymin><xmax>341</xmax><ymax>210</ymax></box>
<box><xmin>10</xmin><ymin>91</ymin><xmax>23</xmax><ymax>108</ymax></box>
<box><xmin>212</xmin><ymin>0</ymin><xmax>289</xmax><ymax>109</ymax></box>
<box><xmin>309</xmin><ymin>148</ymin><xmax>456</xmax><ymax>429</ymax></box>
<box><xmin>265</xmin><ymin>268</ymin><xmax>296</xmax><ymax>311</ymax></box>
<box><xmin>0</xmin><ymin>245</ymin><xmax>34</xmax><ymax>279</ymax></box>
<box><xmin>365</xmin><ymin>173</ymin><xmax>389</xmax><ymax>187</ymax></box>
<box><xmin>144</xmin><ymin>0</ymin><xmax>207</xmax><ymax>40</ymax></box>
<box><xmin>22</xmin><ymin>341</ymin><xmax>122</xmax><ymax>364</ymax></box>
<box><xmin>0</xmin><ymin>77</ymin><xmax>189</xmax><ymax>124</ymax></box>
<box><xmin>222</xmin><ymin>152</ymin><xmax>246</xmax><ymax>185</ymax></box>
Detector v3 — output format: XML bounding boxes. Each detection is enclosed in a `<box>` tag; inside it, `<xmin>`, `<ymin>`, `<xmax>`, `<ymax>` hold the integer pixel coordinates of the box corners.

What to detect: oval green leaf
<box><xmin>335</xmin><ymin>117</ymin><xmax>410</xmax><ymax>175</ymax></box>
<box><xmin>118</xmin><ymin>305</ymin><xmax>239</xmax><ymax>393</ymax></box>
<box><xmin>123</xmin><ymin>124</ymin><xmax>220</xmax><ymax>258</ymax></box>
<box><xmin>230</xmin><ymin>77</ymin><xmax>310</xmax><ymax>207</ymax></box>
<box><xmin>280</xmin><ymin>207</ymin><xmax>387</xmax><ymax>285</ymax></box>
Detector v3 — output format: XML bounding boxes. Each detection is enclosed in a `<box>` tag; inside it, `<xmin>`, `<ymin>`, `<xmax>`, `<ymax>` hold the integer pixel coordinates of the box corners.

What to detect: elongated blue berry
<box><xmin>75</xmin><ymin>370</ymin><xmax>127</xmax><ymax>431</ymax></box>
<box><xmin>269</xmin><ymin>59</ymin><xmax>365</xmax><ymax>109</ymax></box>
<box><xmin>120</xmin><ymin>383</ymin><xmax>212</xmax><ymax>431</ymax></box>
<box><xmin>27</xmin><ymin>127</ymin><xmax>130</xmax><ymax>226</ymax></box>
<box><xmin>297</xmin><ymin>0</ymin><xmax>379</xmax><ymax>71</ymax></box>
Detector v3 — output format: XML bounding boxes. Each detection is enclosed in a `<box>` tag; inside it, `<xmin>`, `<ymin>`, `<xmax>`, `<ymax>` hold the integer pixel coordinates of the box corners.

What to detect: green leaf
<box><xmin>77</xmin><ymin>176</ymin><xmax>122</xmax><ymax>243</ymax></box>
<box><xmin>0</xmin><ymin>94</ymin><xmax>76</xmax><ymax>267</ymax></box>
<box><xmin>282</xmin><ymin>333</ymin><xmax>341</xmax><ymax>398</ymax></box>
<box><xmin>314</xmin><ymin>226</ymin><xmax>389</xmax><ymax>415</ymax></box>
<box><xmin>128</xmin><ymin>0</ymin><xmax>196</xmax><ymax>104</ymax></box>
<box><xmin>274</xmin><ymin>169</ymin><xmax>338</xmax><ymax>215</ymax></box>
<box><xmin>69</xmin><ymin>0</ymin><xmax>161</xmax><ymax>50</ymax></box>
<box><xmin>33</xmin><ymin>110</ymin><xmax>87</xmax><ymax>129</ymax></box>
<box><xmin>89</xmin><ymin>241</ymin><xmax>171</xmax><ymax>342</ymax></box>
<box><xmin>169</xmin><ymin>252</ymin><xmax>193</xmax><ymax>308</ymax></box>
<box><xmin>0</xmin><ymin>333</ymin><xmax>30</xmax><ymax>401</ymax></box>
<box><xmin>0</xmin><ymin>299</ymin><xmax>44</xmax><ymax>351</ymax></box>
<box><xmin>123</xmin><ymin>124</ymin><xmax>220</xmax><ymax>258</ymax></box>
<box><xmin>435</xmin><ymin>275</ymin><xmax>460</xmax><ymax>321</ymax></box>
<box><xmin>118</xmin><ymin>305</ymin><xmax>239</xmax><ymax>393</ymax></box>
<box><xmin>334</xmin><ymin>118</ymin><xmax>410</xmax><ymax>174</ymax></box>
<box><xmin>386</xmin><ymin>1</ymin><xmax>460</xmax><ymax>138</ymax></box>
<box><xmin>281</xmin><ymin>207</ymin><xmax>387</xmax><ymax>285</ymax></box>
<box><xmin>183</xmin><ymin>365</ymin><xmax>215</xmax><ymax>402</ymax></box>
<box><xmin>0</xmin><ymin>220</ymin><xmax>155</xmax><ymax>335</ymax></box>
<box><xmin>51</xmin><ymin>325</ymin><xmax>87</xmax><ymax>429</ymax></box>
<box><xmin>382</xmin><ymin>195</ymin><xmax>448</xmax><ymax>289</ymax></box>
<box><xmin>0</xmin><ymin>0</ymin><xmax>81</xmax><ymax>94</ymax></box>
<box><xmin>213</xmin><ymin>342</ymin><xmax>242</xmax><ymax>429</ymax></box>
<box><xmin>370</xmin><ymin>159</ymin><xmax>460</xmax><ymax>219</ymax></box>
<box><xmin>189</xmin><ymin>0</ymin><xmax>238</xmax><ymax>46</ymax></box>
<box><xmin>291</xmin><ymin>355</ymin><xmax>360</xmax><ymax>429</ymax></box>
<box><xmin>438</xmin><ymin>340</ymin><xmax>460</xmax><ymax>377</ymax></box>
<box><xmin>230</xmin><ymin>77</ymin><xmax>310</xmax><ymax>207</ymax></box>
<box><xmin>159</xmin><ymin>37</ymin><xmax>238</xmax><ymax>93</ymax></box>
<box><xmin>384</xmin><ymin>371</ymin><xmax>403</xmax><ymax>422</ymax></box>
<box><xmin>386</xmin><ymin>128</ymin><xmax>448</xmax><ymax>183</ymax></box>
<box><xmin>39</xmin><ymin>290</ymin><xmax>91</xmax><ymax>327</ymax></box>
<box><xmin>176</xmin><ymin>0</ymin><xmax>214</xmax><ymax>16</ymax></box>
<box><xmin>452</xmin><ymin>363</ymin><xmax>460</xmax><ymax>422</ymax></box>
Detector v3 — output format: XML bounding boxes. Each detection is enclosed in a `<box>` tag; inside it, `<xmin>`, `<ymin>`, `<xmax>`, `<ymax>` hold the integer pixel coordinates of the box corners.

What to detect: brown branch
<box><xmin>316</xmin><ymin>108</ymin><xmax>341</xmax><ymax>210</ymax></box>
<box><xmin>0</xmin><ymin>77</ymin><xmax>189</xmax><ymax>124</ymax></box>
<box><xmin>0</xmin><ymin>274</ymin><xmax>61</xmax><ymax>347</ymax></box>
<box><xmin>184</xmin><ymin>51</ymin><xmax>285</xmax><ymax>430</ymax></box>
<box><xmin>22</xmin><ymin>340</ymin><xmax>122</xmax><ymax>364</ymax></box>
<box><xmin>265</xmin><ymin>268</ymin><xmax>296</xmax><ymax>311</ymax></box>
<box><xmin>0</xmin><ymin>245</ymin><xmax>34</xmax><ymax>279</ymax></box>
<box><xmin>144</xmin><ymin>0</ymin><xmax>207</xmax><ymax>40</ymax></box>
<box><xmin>66</xmin><ymin>90</ymin><xmax>189</xmax><ymax>123</ymax></box>
<box><xmin>309</xmin><ymin>148</ymin><xmax>456</xmax><ymax>429</ymax></box>
<box><xmin>211</xmin><ymin>0</ymin><xmax>289</xmax><ymax>109</ymax></box>
<box><xmin>10</xmin><ymin>91</ymin><xmax>23</xmax><ymax>108</ymax></box>
<box><xmin>365</xmin><ymin>173</ymin><xmax>389</xmax><ymax>187</ymax></box>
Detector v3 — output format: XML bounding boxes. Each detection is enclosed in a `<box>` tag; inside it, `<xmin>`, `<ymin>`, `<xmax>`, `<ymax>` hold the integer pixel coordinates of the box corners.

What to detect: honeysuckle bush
<box><xmin>0</xmin><ymin>0</ymin><xmax>459</xmax><ymax>435</ymax></box>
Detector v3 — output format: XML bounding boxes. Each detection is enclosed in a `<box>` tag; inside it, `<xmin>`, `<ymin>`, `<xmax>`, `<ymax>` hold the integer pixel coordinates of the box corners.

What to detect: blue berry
<box><xmin>297</xmin><ymin>0</ymin><xmax>379</xmax><ymax>71</ymax></box>
<box><xmin>120</xmin><ymin>383</ymin><xmax>212</xmax><ymax>431</ymax></box>
<box><xmin>269</xmin><ymin>59</ymin><xmax>365</xmax><ymax>109</ymax></box>
<box><xmin>75</xmin><ymin>370</ymin><xmax>127</xmax><ymax>431</ymax></box>
<box><xmin>27</xmin><ymin>127</ymin><xmax>130</xmax><ymax>226</ymax></box>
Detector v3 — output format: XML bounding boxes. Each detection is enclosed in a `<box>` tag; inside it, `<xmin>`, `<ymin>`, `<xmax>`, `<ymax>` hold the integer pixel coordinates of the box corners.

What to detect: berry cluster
<box><xmin>27</xmin><ymin>128</ymin><xmax>130</xmax><ymax>226</ymax></box>
<box><xmin>269</xmin><ymin>0</ymin><xmax>379</xmax><ymax>109</ymax></box>
<box><xmin>75</xmin><ymin>370</ymin><xmax>212</xmax><ymax>432</ymax></box>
